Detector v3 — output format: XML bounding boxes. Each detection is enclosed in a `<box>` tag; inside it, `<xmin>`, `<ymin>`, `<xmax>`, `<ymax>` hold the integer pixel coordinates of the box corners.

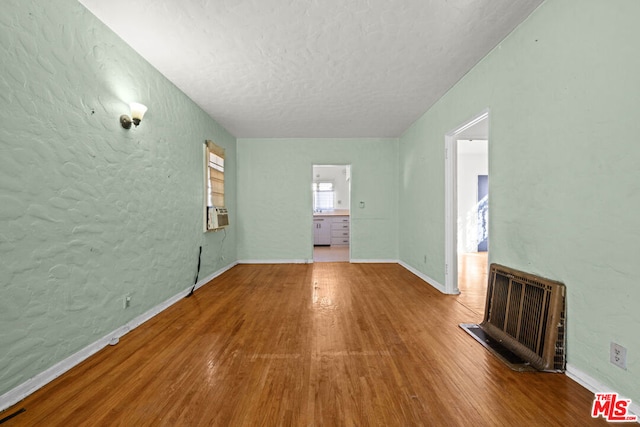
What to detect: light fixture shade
<box><xmin>129</xmin><ymin>102</ymin><xmax>148</xmax><ymax>121</ymax></box>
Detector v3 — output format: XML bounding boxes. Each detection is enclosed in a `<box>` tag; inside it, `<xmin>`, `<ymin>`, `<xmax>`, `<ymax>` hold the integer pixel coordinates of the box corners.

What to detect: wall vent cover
<box><xmin>461</xmin><ymin>263</ymin><xmax>566</xmax><ymax>372</ymax></box>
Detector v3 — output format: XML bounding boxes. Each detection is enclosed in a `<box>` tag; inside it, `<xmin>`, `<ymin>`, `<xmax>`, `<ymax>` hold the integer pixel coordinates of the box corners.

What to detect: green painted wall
<box><xmin>3</xmin><ymin>0</ymin><xmax>637</xmax><ymax>410</ymax></box>
<box><xmin>0</xmin><ymin>0</ymin><xmax>236</xmax><ymax>396</ymax></box>
<box><xmin>399</xmin><ymin>0</ymin><xmax>639</xmax><ymax>404</ymax></box>
<box><xmin>237</xmin><ymin>138</ymin><xmax>398</xmax><ymax>262</ymax></box>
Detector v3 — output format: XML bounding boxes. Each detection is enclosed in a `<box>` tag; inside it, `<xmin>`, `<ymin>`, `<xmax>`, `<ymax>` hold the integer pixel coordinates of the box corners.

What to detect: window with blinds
<box><xmin>205</xmin><ymin>140</ymin><xmax>225</xmax><ymax>207</ymax></box>
<box><xmin>313</xmin><ymin>182</ymin><xmax>334</xmax><ymax>210</ymax></box>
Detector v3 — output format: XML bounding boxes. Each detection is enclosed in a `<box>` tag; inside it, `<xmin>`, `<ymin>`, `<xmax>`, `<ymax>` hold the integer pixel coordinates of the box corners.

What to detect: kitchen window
<box><xmin>313</xmin><ymin>182</ymin><xmax>334</xmax><ymax>210</ymax></box>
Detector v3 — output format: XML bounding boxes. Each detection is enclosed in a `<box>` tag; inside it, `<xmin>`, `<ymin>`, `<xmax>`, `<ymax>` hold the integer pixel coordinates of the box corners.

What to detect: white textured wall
<box><xmin>0</xmin><ymin>0</ymin><xmax>236</xmax><ymax>398</ymax></box>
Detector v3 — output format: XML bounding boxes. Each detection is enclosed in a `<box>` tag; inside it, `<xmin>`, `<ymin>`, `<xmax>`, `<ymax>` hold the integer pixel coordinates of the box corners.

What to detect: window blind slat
<box><xmin>206</xmin><ymin>140</ymin><xmax>225</xmax><ymax>158</ymax></box>
<box><xmin>205</xmin><ymin>140</ymin><xmax>225</xmax><ymax>210</ymax></box>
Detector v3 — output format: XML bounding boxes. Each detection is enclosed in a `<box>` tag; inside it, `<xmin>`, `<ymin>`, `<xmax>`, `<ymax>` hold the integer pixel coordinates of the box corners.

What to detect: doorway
<box><xmin>444</xmin><ymin>111</ymin><xmax>489</xmax><ymax>314</ymax></box>
<box><xmin>312</xmin><ymin>165</ymin><xmax>351</xmax><ymax>262</ymax></box>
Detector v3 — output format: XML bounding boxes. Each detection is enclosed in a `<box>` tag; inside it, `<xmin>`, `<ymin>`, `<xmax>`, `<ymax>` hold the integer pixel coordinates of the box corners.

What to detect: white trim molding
<box><xmin>350</xmin><ymin>259</ymin><xmax>398</xmax><ymax>264</ymax></box>
<box><xmin>237</xmin><ymin>259</ymin><xmax>311</xmax><ymax>264</ymax></box>
<box><xmin>398</xmin><ymin>261</ymin><xmax>448</xmax><ymax>294</ymax></box>
<box><xmin>444</xmin><ymin>109</ymin><xmax>490</xmax><ymax>295</ymax></box>
<box><xmin>0</xmin><ymin>261</ymin><xmax>237</xmax><ymax>413</ymax></box>
<box><xmin>566</xmin><ymin>363</ymin><xmax>639</xmax><ymax>422</ymax></box>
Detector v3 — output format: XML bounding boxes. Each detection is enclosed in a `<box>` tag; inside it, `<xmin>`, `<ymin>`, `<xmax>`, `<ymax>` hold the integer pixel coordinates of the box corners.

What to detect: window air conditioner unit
<box><xmin>207</xmin><ymin>206</ymin><xmax>229</xmax><ymax>230</ymax></box>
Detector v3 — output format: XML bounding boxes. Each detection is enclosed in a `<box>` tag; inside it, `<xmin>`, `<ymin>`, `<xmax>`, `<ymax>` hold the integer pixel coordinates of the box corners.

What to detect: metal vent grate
<box><xmin>469</xmin><ymin>264</ymin><xmax>566</xmax><ymax>372</ymax></box>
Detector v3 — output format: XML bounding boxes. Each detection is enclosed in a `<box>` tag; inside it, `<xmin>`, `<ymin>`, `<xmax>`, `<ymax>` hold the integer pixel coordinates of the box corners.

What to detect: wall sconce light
<box><xmin>120</xmin><ymin>102</ymin><xmax>148</xmax><ymax>129</ymax></box>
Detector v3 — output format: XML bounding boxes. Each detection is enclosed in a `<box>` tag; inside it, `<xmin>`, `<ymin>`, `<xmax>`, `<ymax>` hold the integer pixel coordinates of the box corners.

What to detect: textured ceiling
<box><xmin>78</xmin><ymin>0</ymin><xmax>543</xmax><ymax>138</ymax></box>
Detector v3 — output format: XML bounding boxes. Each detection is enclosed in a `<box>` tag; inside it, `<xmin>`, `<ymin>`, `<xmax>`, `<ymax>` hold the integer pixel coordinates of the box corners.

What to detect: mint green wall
<box><xmin>0</xmin><ymin>0</ymin><xmax>236</xmax><ymax>396</ymax></box>
<box><xmin>3</xmin><ymin>0</ymin><xmax>637</xmax><ymax>409</ymax></box>
<box><xmin>237</xmin><ymin>138</ymin><xmax>398</xmax><ymax>261</ymax></box>
<box><xmin>399</xmin><ymin>0</ymin><xmax>639</xmax><ymax>404</ymax></box>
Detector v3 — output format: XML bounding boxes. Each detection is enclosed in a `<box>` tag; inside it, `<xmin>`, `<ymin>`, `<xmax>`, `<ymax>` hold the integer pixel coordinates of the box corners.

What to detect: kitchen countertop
<box><xmin>313</xmin><ymin>210</ymin><xmax>350</xmax><ymax>217</ymax></box>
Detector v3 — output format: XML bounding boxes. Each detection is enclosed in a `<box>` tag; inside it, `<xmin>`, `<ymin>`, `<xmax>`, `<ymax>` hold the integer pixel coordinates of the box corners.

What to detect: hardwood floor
<box><xmin>1</xmin><ymin>263</ymin><xmax>607</xmax><ymax>426</ymax></box>
<box><xmin>457</xmin><ymin>252</ymin><xmax>489</xmax><ymax>317</ymax></box>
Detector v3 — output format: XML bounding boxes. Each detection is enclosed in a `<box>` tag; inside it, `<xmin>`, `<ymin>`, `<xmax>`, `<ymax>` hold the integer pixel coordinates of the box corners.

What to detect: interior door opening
<box><xmin>312</xmin><ymin>164</ymin><xmax>351</xmax><ymax>263</ymax></box>
<box><xmin>445</xmin><ymin>111</ymin><xmax>489</xmax><ymax>313</ymax></box>
<box><xmin>456</xmin><ymin>138</ymin><xmax>489</xmax><ymax>315</ymax></box>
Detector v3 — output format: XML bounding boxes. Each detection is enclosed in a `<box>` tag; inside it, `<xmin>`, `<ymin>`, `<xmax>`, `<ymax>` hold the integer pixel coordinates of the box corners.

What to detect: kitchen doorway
<box><xmin>312</xmin><ymin>165</ymin><xmax>351</xmax><ymax>262</ymax></box>
<box><xmin>444</xmin><ymin>111</ymin><xmax>490</xmax><ymax>313</ymax></box>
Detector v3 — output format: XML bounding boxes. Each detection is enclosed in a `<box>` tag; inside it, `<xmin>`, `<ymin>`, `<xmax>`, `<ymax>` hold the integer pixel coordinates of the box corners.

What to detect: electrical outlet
<box><xmin>610</xmin><ymin>342</ymin><xmax>627</xmax><ymax>370</ymax></box>
<box><xmin>123</xmin><ymin>295</ymin><xmax>131</xmax><ymax>309</ymax></box>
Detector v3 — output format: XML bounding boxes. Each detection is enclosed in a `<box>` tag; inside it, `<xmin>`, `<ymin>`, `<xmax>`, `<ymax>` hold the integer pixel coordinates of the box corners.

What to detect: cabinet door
<box><xmin>313</xmin><ymin>220</ymin><xmax>320</xmax><ymax>244</ymax></box>
<box><xmin>314</xmin><ymin>218</ymin><xmax>331</xmax><ymax>245</ymax></box>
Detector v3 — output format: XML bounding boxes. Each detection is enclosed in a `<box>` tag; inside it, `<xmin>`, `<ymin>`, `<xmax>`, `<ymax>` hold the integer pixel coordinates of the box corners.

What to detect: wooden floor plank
<box><xmin>457</xmin><ymin>251</ymin><xmax>489</xmax><ymax>317</ymax></box>
<box><xmin>1</xmin><ymin>263</ymin><xmax>608</xmax><ymax>426</ymax></box>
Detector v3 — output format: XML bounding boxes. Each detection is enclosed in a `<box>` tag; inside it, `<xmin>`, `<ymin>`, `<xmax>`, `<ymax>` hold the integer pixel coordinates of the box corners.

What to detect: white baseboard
<box><xmin>193</xmin><ymin>262</ymin><xmax>237</xmax><ymax>291</ymax></box>
<box><xmin>350</xmin><ymin>259</ymin><xmax>398</xmax><ymax>263</ymax></box>
<box><xmin>238</xmin><ymin>258</ymin><xmax>419</xmax><ymax>267</ymax></box>
<box><xmin>0</xmin><ymin>261</ymin><xmax>237</xmax><ymax>413</ymax></box>
<box><xmin>566</xmin><ymin>363</ymin><xmax>639</xmax><ymax>422</ymax></box>
<box><xmin>398</xmin><ymin>261</ymin><xmax>448</xmax><ymax>294</ymax></box>
<box><xmin>237</xmin><ymin>259</ymin><xmax>311</xmax><ymax>264</ymax></box>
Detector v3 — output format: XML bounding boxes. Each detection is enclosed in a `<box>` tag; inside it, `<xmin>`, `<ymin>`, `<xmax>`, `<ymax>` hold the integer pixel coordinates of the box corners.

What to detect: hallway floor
<box><xmin>456</xmin><ymin>251</ymin><xmax>489</xmax><ymax>318</ymax></box>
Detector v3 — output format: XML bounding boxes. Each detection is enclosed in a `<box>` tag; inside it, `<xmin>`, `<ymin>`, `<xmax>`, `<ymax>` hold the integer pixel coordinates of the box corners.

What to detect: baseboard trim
<box><xmin>350</xmin><ymin>259</ymin><xmax>398</xmax><ymax>263</ymax></box>
<box><xmin>194</xmin><ymin>262</ymin><xmax>237</xmax><ymax>291</ymax></box>
<box><xmin>0</xmin><ymin>261</ymin><xmax>238</xmax><ymax>412</ymax></box>
<box><xmin>237</xmin><ymin>259</ymin><xmax>311</xmax><ymax>264</ymax></box>
<box><xmin>566</xmin><ymin>363</ymin><xmax>639</xmax><ymax>422</ymax></box>
<box><xmin>398</xmin><ymin>261</ymin><xmax>448</xmax><ymax>294</ymax></box>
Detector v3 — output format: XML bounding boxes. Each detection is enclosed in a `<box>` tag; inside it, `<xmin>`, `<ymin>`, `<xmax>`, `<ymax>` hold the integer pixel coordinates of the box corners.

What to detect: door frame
<box><xmin>311</xmin><ymin>164</ymin><xmax>352</xmax><ymax>262</ymax></box>
<box><xmin>444</xmin><ymin>109</ymin><xmax>489</xmax><ymax>294</ymax></box>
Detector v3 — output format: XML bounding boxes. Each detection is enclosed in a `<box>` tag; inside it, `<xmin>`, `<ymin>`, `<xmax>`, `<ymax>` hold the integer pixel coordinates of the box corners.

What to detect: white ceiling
<box><xmin>78</xmin><ymin>0</ymin><xmax>543</xmax><ymax>138</ymax></box>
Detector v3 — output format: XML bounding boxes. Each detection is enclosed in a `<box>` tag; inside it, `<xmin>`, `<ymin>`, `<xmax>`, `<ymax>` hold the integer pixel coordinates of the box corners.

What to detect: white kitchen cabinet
<box><xmin>330</xmin><ymin>216</ymin><xmax>350</xmax><ymax>246</ymax></box>
<box><xmin>313</xmin><ymin>217</ymin><xmax>331</xmax><ymax>245</ymax></box>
